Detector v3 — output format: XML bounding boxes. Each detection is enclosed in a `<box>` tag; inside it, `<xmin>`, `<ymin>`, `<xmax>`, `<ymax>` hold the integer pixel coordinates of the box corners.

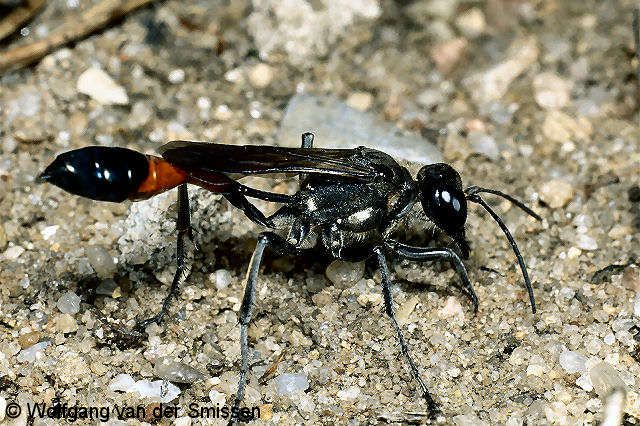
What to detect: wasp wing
<box><xmin>159</xmin><ymin>141</ymin><xmax>376</xmax><ymax>179</ymax></box>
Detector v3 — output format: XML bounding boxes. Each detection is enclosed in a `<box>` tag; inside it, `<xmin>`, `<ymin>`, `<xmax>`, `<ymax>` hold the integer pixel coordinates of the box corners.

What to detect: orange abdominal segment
<box><xmin>130</xmin><ymin>155</ymin><xmax>188</xmax><ymax>200</ymax></box>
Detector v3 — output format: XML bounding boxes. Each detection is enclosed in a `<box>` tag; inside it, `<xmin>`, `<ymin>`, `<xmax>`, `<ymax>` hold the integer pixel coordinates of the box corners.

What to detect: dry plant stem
<box><xmin>0</xmin><ymin>0</ymin><xmax>46</xmax><ymax>42</ymax></box>
<box><xmin>0</xmin><ymin>0</ymin><xmax>156</xmax><ymax>73</ymax></box>
<box><xmin>634</xmin><ymin>8</ymin><xmax>640</xmax><ymax>123</ymax></box>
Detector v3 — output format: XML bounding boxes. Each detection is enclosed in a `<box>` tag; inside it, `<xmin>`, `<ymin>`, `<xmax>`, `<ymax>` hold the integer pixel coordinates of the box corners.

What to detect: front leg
<box><xmin>137</xmin><ymin>184</ymin><xmax>194</xmax><ymax>329</ymax></box>
<box><xmin>373</xmin><ymin>247</ymin><xmax>440</xmax><ymax>419</ymax></box>
<box><xmin>386</xmin><ymin>239</ymin><xmax>478</xmax><ymax>312</ymax></box>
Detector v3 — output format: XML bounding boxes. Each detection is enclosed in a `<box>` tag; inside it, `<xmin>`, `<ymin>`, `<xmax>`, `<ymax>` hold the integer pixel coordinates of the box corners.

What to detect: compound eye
<box><xmin>433</xmin><ymin>187</ymin><xmax>466</xmax><ymax>227</ymax></box>
<box><xmin>438</xmin><ymin>189</ymin><xmax>462</xmax><ymax>213</ymax></box>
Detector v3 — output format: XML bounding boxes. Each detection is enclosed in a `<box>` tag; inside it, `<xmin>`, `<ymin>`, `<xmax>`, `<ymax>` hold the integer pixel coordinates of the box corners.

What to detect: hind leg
<box><xmin>136</xmin><ymin>184</ymin><xmax>193</xmax><ymax>329</ymax></box>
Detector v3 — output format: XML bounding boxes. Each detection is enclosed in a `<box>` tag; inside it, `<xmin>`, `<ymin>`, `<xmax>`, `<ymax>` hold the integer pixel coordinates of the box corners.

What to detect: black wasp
<box><xmin>38</xmin><ymin>132</ymin><xmax>542</xmax><ymax>420</ymax></box>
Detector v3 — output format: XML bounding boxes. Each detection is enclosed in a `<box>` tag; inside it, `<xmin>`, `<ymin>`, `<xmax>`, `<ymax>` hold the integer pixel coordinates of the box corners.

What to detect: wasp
<box><xmin>38</xmin><ymin>133</ymin><xmax>541</xmax><ymax>419</ymax></box>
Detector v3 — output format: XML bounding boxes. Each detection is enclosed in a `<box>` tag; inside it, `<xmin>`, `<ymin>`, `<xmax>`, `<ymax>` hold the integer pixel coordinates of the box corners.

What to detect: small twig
<box><xmin>258</xmin><ymin>350</ymin><xmax>285</xmax><ymax>385</ymax></box>
<box><xmin>0</xmin><ymin>0</ymin><xmax>46</xmax><ymax>42</ymax></box>
<box><xmin>634</xmin><ymin>7</ymin><xmax>640</xmax><ymax>117</ymax></box>
<box><xmin>0</xmin><ymin>0</ymin><xmax>157</xmax><ymax>74</ymax></box>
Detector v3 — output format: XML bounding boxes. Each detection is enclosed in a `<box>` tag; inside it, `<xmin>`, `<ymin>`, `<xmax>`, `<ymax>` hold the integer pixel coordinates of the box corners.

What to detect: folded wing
<box><xmin>159</xmin><ymin>141</ymin><xmax>376</xmax><ymax>179</ymax></box>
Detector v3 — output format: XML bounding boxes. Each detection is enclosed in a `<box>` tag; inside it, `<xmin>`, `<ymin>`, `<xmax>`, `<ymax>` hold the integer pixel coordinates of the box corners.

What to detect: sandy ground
<box><xmin>0</xmin><ymin>0</ymin><xmax>639</xmax><ymax>424</ymax></box>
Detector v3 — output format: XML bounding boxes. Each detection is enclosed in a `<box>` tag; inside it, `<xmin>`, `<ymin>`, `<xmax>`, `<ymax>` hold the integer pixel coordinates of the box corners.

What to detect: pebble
<box><xmin>85</xmin><ymin>245</ymin><xmax>117</xmax><ymax>278</ymax></box>
<box><xmin>634</xmin><ymin>293</ymin><xmax>640</xmax><ymax>317</ymax></box>
<box><xmin>601</xmin><ymin>387</ymin><xmax>626</xmax><ymax>426</ymax></box>
<box><xmin>8</xmin><ymin>89</ymin><xmax>41</xmax><ymax>118</ymax></box>
<box><xmin>95</xmin><ymin>279</ymin><xmax>117</xmax><ymax>296</ymax></box>
<box><xmin>168</xmin><ymin>69</ymin><xmax>185</xmax><ymax>84</ymax></box>
<box><xmin>541</xmin><ymin>110</ymin><xmax>592</xmax><ymax>143</ymax></box>
<box><xmin>396</xmin><ymin>296</ymin><xmax>419</xmax><ymax>325</ymax></box>
<box><xmin>2</xmin><ymin>136</ymin><xmax>18</xmax><ymax>153</ymax></box>
<box><xmin>55</xmin><ymin>313</ymin><xmax>78</xmax><ymax>333</ymax></box>
<box><xmin>533</xmin><ymin>72</ymin><xmax>571</xmax><ymax>109</ymax></box>
<box><xmin>17</xmin><ymin>341</ymin><xmax>50</xmax><ymax>362</ymax></box>
<box><xmin>109</xmin><ymin>374</ymin><xmax>181</xmax><ymax>402</ymax></box>
<box><xmin>18</xmin><ymin>331</ymin><xmax>41</xmax><ymax>349</ymax></box>
<box><xmin>603</xmin><ymin>333</ymin><xmax>616</xmax><ymax>345</ymax></box>
<box><xmin>430</xmin><ymin>38</ymin><xmax>467</xmax><ymax>73</ymax></box>
<box><xmin>346</xmin><ymin>92</ymin><xmax>374</xmax><ymax>111</ymax></box>
<box><xmin>356</xmin><ymin>293</ymin><xmax>383</xmax><ymax>307</ymax></box>
<box><xmin>197</xmin><ymin>97</ymin><xmax>211</xmax><ymax>110</ymax></box>
<box><xmin>325</xmin><ymin>260</ymin><xmax>365</xmax><ymax>288</ymax></box>
<box><xmin>153</xmin><ymin>357</ymin><xmax>206</xmax><ymax>384</ymax></box>
<box><xmin>40</xmin><ymin>225</ymin><xmax>59</xmax><ymax>241</ymax></box>
<box><xmin>508</xmin><ymin>346</ymin><xmax>529</xmax><ymax>366</ymax></box>
<box><xmin>455</xmin><ymin>8</ymin><xmax>486</xmax><ymax>38</ymax></box>
<box><xmin>0</xmin><ymin>396</ymin><xmax>5</xmax><ymax>422</ymax></box>
<box><xmin>137</xmin><ymin>380</ymin><xmax>181</xmax><ymax>402</ymax></box>
<box><xmin>77</xmin><ymin>68</ymin><xmax>129</xmax><ymax>105</ymax></box>
<box><xmin>56</xmin><ymin>291</ymin><xmax>81</xmax><ymax>314</ymax></box>
<box><xmin>108</xmin><ymin>373</ymin><xmax>136</xmax><ymax>391</ymax></box>
<box><xmin>453</xmin><ymin>413</ymin><xmax>489</xmax><ymax>426</ymax></box>
<box><xmin>248</xmin><ymin>63</ymin><xmax>274</xmax><ymax>89</ymax></box>
<box><xmin>3</xmin><ymin>245</ymin><xmax>25</xmax><ymax>260</ymax></box>
<box><xmin>567</xmin><ymin>246</ymin><xmax>582</xmax><ymax>259</ymax></box>
<box><xmin>589</xmin><ymin>362</ymin><xmax>626</xmax><ymax>397</ymax></box>
<box><xmin>545</xmin><ymin>402</ymin><xmax>569</xmax><ymax>424</ymax></box>
<box><xmin>623</xmin><ymin>267</ymin><xmax>640</xmax><ymax>292</ymax></box>
<box><xmin>575</xmin><ymin>234</ymin><xmax>598</xmax><ymax>251</ymax></box>
<box><xmin>210</xmin><ymin>269</ymin><xmax>233</xmax><ymax>290</ymax></box>
<box><xmin>337</xmin><ymin>386</ymin><xmax>360</xmax><ymax>401</ymax></box>
<box><xmin>576</xmin><ymin>373</ymin><xmax>593</xmax><ymax>392</ymax></box>
<box><xmin>463</xmin><ymin>36</ymin><xmax>539</xmax><ymax>105</ymax></box>
<box><xmin>539</xmin><ymin>179</ymin><xmax>574</xmax><ymax>208</ymax></box>
<box><xmin>559</xmin><ymin>349</ymin><xmax>587</xmax><ymax>374</ymax></box>
<box><xmin>175</xmin><ymin>417</ymin><xmax>192</xmax><ymax>426</ymax></box>
<box><xmin>526</xmin><ymin>363</ymin><xmax>546</xmax><ymax>377</ymax></box>
<box><xmin>129</xmin><ymin>101</ymin><xmax>154</xmax><ymax>128</ymax></box>
<box><xmin>439</xmin><ymin>296</ymin><xmax>464</xmax><ymax>320</ymax></box>
<box><xmin>208</xmin><ymin>389</ymin><xmax>226</xmax><ymax>405</ymax></box>
<box><xmin>274</xmin><ymin>373</ymin><xmax>310</xmax><ymax>396</ymax></box>
<box><xmin>608</xmin><ymin>225</ymin><xmax>631</xmax><ymax>239</ymax></box>
<box><xmin>468</xmin><ymin>131</ymin><xmax>499</xmax><ymax>160</ymax></box>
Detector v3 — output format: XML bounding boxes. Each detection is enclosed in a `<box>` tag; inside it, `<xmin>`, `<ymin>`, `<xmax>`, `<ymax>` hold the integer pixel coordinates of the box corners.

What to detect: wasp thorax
<box><xmin>37</xmin><ymin>146</ymin><xmax>149</xmax><ymax>202</ymax></box>
<box><xmin>417</xmin><ymin>163</ymin><xmax>469</xmax><ymax>256</ymax></box>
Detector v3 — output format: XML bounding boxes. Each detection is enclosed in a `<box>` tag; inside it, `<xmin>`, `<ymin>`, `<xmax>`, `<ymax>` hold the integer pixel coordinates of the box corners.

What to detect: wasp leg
<box><xmin>286</xmin><ymin>218</ymin><xmax>310</xmax><ymax>248</ymax></box>
<box><xmin>224</xmin><ymin>191</ymin><xmax>273</xmax><ymax>228</ymax></box>
<box><xmin>373</xmin><ymin>247</ymin><xmax>440</xmax><ymax>419</ymax></box>
<box><xmin>137</xmin><ymin>184</ymin><xmax>193</xmax><ymax>330</ymax></box>
<box><xmin>387</xmin><ymin>240</ymin><xmax>478</xmax><ymax>312</ymax></box>
<box><xmin>231</xmin><ymin>232</ymin><xmax>298</xmax><ymax>424</ymax></box>
<box><xmin>236</xmin><ymin>182</ymin><xmax>294</xmax><ymax>204</ymax></box>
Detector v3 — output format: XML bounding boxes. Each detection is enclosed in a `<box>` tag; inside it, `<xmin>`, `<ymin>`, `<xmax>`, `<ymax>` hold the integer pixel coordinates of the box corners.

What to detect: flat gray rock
<box><xmin>278</xmin><ymin>94</ymin><xmax>442</xmax><ymax>164</ymax></box>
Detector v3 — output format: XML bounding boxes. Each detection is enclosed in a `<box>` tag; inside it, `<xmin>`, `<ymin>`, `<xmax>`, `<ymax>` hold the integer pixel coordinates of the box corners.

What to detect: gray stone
<box><xmin>56</xmin><ymin>291</ymin><xmax>81</xmax><ymax>314</ymax></box>
<box><xmin>153</xmin><ymin>357</ymin><xmax>206</xmax><ymax>384</ymax></box>
<box><xmin>278</xmin><ymin>94</ymin><xmax>442</xmax><ymax>164</ymax></box>
<box><xmin>274</xmin><ymin>373</ymin><xmax>310</xmax><ymax>396</ymax></box>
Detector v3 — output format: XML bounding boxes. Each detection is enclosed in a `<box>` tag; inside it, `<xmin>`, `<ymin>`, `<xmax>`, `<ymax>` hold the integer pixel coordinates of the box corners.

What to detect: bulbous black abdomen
<box><xmin>38</xmin><ymin>146</ymin><xmax>149</xmax><ymax>202</ymax></box>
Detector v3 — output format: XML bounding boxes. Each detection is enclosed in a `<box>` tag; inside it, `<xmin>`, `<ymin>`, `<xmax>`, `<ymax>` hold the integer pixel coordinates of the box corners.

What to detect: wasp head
<box><xmin>416</xmin><ymin>163</ymin><xmax>470</xmax><ymax>258</ymax></box>
<box><xmin>37</xmin><ymin>146</ymin><xmax>149</xmax><ymax>202</ymax></box>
